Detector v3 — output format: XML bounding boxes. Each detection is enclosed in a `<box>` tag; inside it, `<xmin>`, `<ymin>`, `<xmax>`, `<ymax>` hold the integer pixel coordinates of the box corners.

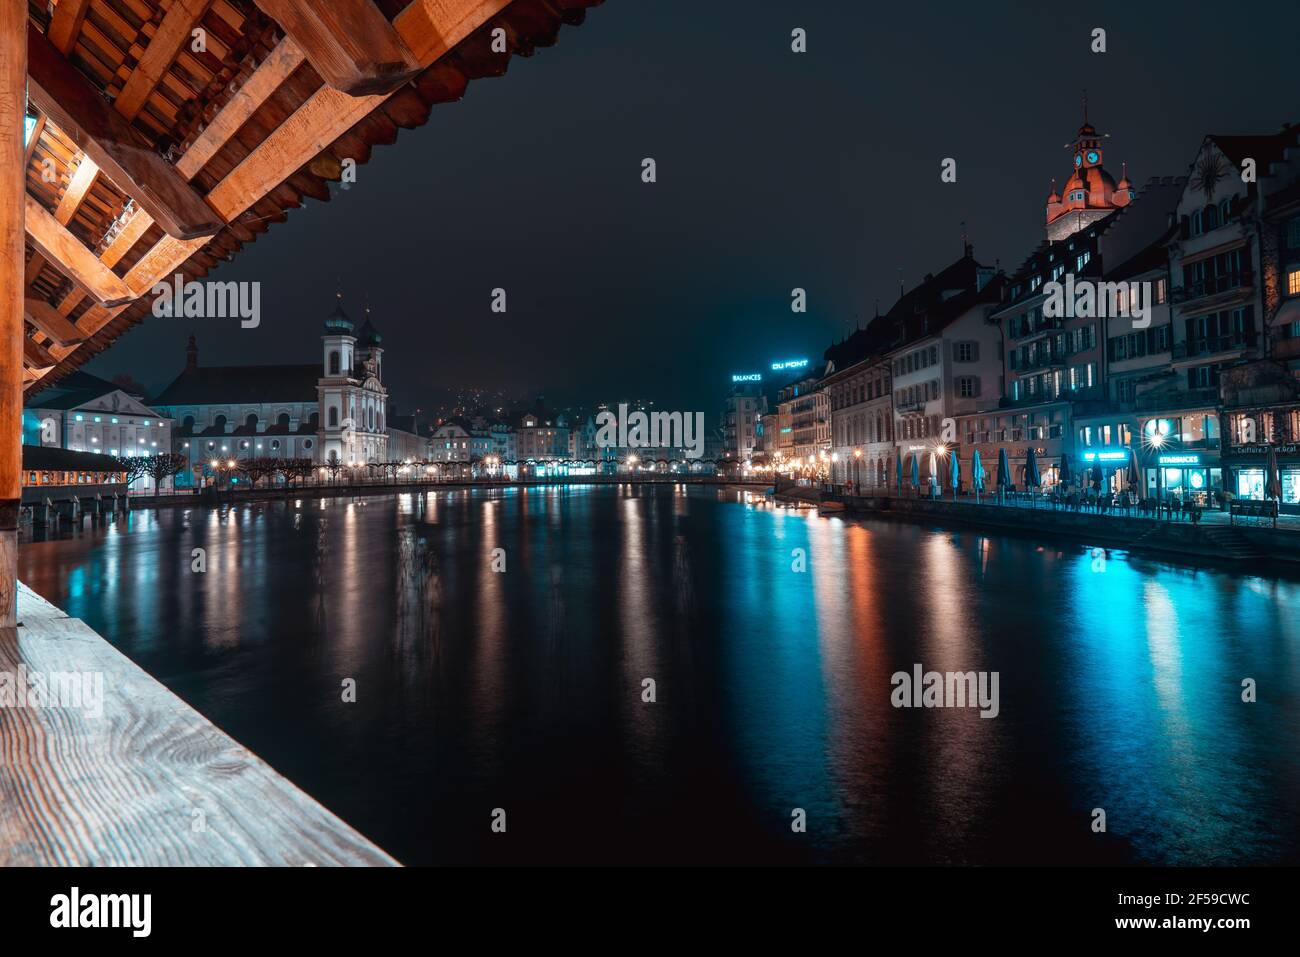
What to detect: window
<box><xmin>1289</xmin><ymin>269</ymin><xmax>1300</xmax><ymax>296</ymax></box>
<box><xmin>328</xmin><ymin>407</ymin><xmax>338</xmax><ymax>428</ymax></box>
<box><xmin>1155</xmin><ymin>277</ymin><xmax>1167</xmax><ymax>304</ymax></box>
<box><xmin>328</xmin><ymin>351</ymin><xmax>340</xmax><ymax>375</ymax></box>
<box><xmin>1191</xmin><ymin>210</ymin><xmax>1203</xmax><ymax>235</ymax></box>
<box><xmin>957</xmin><ymin>376</ymin><xmax>979</xmax><ymax>398</ymax></box>
<box><xmin>1076</xmin><ymin>251</ymin><xmax>1091</xmax><ymax>271</ymax></box>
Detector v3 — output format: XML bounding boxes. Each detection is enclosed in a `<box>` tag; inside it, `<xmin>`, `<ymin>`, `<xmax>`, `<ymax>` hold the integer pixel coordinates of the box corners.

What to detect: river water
<box><xmin>18</xmin><ymin>485</ymin><xmax>1300</xmax><ymax>864</ymax></box>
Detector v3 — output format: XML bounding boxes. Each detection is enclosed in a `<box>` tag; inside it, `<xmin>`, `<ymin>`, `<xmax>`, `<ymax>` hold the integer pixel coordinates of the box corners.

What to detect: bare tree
<box><xmin>143</xmin><ymin>452</ymin><xmax>187</xmax><ymax>498</ymax></box>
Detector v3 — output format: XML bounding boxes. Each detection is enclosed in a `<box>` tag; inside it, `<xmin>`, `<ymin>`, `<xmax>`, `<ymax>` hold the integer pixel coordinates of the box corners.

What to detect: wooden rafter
<box><xmin>47</xmin><ymin>0</ymin><xmax>91</xmax><ymax>56</ymax></box>
<box><xmin>25</xmin><ymin>195</ymin><xmax>135</xmax><ymax>307</ymax></box>
<box><xmin>252</xmin><ymin>0</ymin><xmax>420</xmax><ymax>96</ymax></box>
<box><xmin>52</xmin><ymin>155</ymin><xmax>98</xmax><ymax>224</ymax></box>
<box><xmin>26</xmin><ymin>23</ymin><xmax>223</xmax><ymax>240</ymax></box>
<box><xmin>114</xmin><ymin>0</ymin><xmax>216</xmax><ymax>121</ymax></box>
<box><xmin>23</xmin><ymin>338</ymin><xmax>57</xmax><ymax>375</ymax></box>
<box><xmin>204</xmin><ymin>0</ymin><xmax>510</xmax><ymax>222</ymax></box>
<box><xmin>24</xmin><ymin>298</ymin><xmax>85</xmax><ymax>347</ymax></box>
<box><xmin>175</xmin><ymin>37</ymin><xmax>306</xmax><ymax>179</ymax></box>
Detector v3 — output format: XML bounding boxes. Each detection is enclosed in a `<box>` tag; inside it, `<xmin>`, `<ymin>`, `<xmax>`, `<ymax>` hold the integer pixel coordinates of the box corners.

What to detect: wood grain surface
<box><xmin>0</xmin><ymin>583</ymin><xmax>398</xmax><ymax>866</ymax></box>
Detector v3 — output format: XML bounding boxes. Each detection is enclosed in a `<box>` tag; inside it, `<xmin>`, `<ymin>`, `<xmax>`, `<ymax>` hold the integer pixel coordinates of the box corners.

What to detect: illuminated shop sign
<box><xmin>732</xmin><ymin>373</ymin><xmax>763</xmax><ymax>382</ymax></box>
<box><xmin>1230</xmin><ymin>443</ymin><xmax>1299</xmax><ymax>456</ymax></box>
<box><xmin>1081</xmin><ymin>450</ymin><xmax>1129</xmax><ymax>462</ymax></box>
<box><xmin>1157</xmin><ymin>454</ymin><xmax>1201</xmax><ymax>466</ymax></box>
<box><xmin>771</xmin><ymin>359</ymin><xmax>809</xmax><ymax>371</ymax></box>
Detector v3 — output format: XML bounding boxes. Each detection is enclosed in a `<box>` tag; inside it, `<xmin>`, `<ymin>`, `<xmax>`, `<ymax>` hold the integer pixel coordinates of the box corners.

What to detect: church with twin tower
<box><xmin>152</xmin><ymin>294</ymin><xmax>389</xmax><ymax>474</ymax></box>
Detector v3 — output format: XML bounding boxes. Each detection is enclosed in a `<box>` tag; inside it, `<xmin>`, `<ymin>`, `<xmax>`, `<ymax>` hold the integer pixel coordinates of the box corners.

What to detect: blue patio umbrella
<box><xmin>1058</xmin><ymin>453</ymin><xmax>1071</xmax><ymax>486</ymax></box>
<box><xmin>949</xmin><ymin>448</ymin><xmax>960</xmax><ymax>500</ymax></box>
<box><xmin>910</xmin><ymin>453</ymin><xmax>920</xmax><ymax>494</ymax></box>
<box><xmin>895</xmin><ymin>449</ymin><xmax>903</xmax><ymax>494</ymax></box>
<box><xmin>997</xmin><ymin>447</ymin><xmax>1011</xmax><ymax>497</ymax></box>
<box><xmin>1127</xmin><ymin>447</ymin><xmax>1141</xmax><ymax>489</ymax></box>
<box><xmin>972</xmin><ymin>449</ymin><xmax>985</xmax><ymax>504</ymax></box>
<box><xmin>1025</xmin><ymin>446</ymin><xmax>1041</xmax><ymax>489</ymax></box>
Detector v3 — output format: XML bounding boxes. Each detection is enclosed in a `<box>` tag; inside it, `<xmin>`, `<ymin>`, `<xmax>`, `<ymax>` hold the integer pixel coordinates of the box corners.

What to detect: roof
<box><xmin>323</xmin><ymin>296</ymin><xmax>355</xmax><ymax>335</ymax></box>
<box><xmin>152</xmin><ymin>364</ymin><xmax>322</xmax><ymax>407</ymax></box>
<box><xmin>22</xmin><ymin>0</ymin><xmax>607</xmax><ymax>396</ymax></box>
<box><xmin>1104</xmin><ymin>224</ymin><xmax>1178</xmax><ymax>282</ymax></box>
<box><xmin>356</xmin><ymin>308</ymin><xmax>383</xmax><ymax>347</ymax></box>
<box><xmin>1207</xmin><ymin>131</ymin><xmax>1294</xmax><ymax>173</ymax></box>
<box><xmin>25</xmin><ymin>370</ymin><xmax>123</xmax><ymax>411</ymax></box>
<box><xmin>22</xmin><ymin>444</ymin><xmax>124</xmax><ymax>472</ymax></box>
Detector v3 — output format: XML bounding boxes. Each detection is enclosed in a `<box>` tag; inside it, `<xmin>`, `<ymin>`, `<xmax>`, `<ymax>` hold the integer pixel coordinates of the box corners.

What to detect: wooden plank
<box><xmin>253</xmin><ymin>0</ymin><xmax>420</xmax><ymax>96</ymax></box>
<box><xmin>114</xmin><ymin>0</ymin><xmax>216</xmax><ymax>121</ymax></box>
<box><xmin>47</xmin><ymin>0</ymin><xmax>92</xmax><ymax>55</ymax></box>
<box><xmin>53</xmin><ymin>155</ymin><xmax>98</xmax><ymax>224</ymax></box>
<box><xmin>26</xmin><ymin>23</ymin><xmax>223</xmax><ymax>240</ymax></box>
<box><xmin>25</xmin><ymin>195</ymin><xmax>135</xmax><ymax>306</ymax></box>
<box><xmin>22</xmin><ymin>337</ymin><xmax>57</xmax><ymax>373</ymax></box>
<box><xmin>24</xmin><ymin>297</ymin><xmax>86</xmax><ymax>346</ymax></box>
<box><xmin>0</xmin><ymin>584</ymin><xmax>399</xmax><ymax>866</ymax></box>
<box><xmin>176</xmin><ymin>37</ymin><xmax>305</xmax><ymax>179</ymax></box>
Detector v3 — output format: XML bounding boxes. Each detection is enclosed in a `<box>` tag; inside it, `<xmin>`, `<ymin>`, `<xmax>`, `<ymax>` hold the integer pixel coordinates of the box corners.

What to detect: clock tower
<box><xmin>1045</xmin><ymin>98</ymin><xmax>1134</xmax><ymax>242</ymax></box>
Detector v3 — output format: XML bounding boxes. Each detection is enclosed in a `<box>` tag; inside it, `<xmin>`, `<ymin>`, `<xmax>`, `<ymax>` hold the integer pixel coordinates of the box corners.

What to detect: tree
<box><xmin>112</xmin><ymin>456</ymin><xmax>151</xmax><ymax>494</ymax></box>
<box><xmin>143</xmin><ymin>452</ymin><xmax>187</xmax><ymax>498</ymax></box>
<box><xmin>279</xmin><ymin>458</ymin><xmax>315</xmax><ymax>488</ymax></box>
<box><xmin>234</xmin><ymin>458</ymin><xmax>282</xmax><ymax>488</ymax></box>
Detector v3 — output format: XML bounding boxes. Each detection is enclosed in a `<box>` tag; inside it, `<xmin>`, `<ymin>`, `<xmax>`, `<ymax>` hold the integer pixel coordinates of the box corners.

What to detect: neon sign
<box><xmin>732</xmin><ymin>373</ymin><xmax>762</xmax><ymax>382</ymax></box>
<box><xmin>1081</xmin><ymin>450</ymin><xmax>1129</xmax><ymax>462</ymax></box>
<box><xmin>1158</xmin><ymin>454</ymin><xmax>1200</xmax><ymax>466</ymax></box>
<box><xmin>771</xmin><ymin>359</ymin><xmax>809</xmax><ymax>371</ymax></box>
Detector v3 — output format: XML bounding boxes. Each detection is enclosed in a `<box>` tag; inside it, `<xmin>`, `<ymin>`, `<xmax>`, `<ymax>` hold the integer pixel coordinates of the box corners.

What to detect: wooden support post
<box><xmin>0</xmin><ymin>1</ymin><xmax>26</xmax><ymax>627</ymax></box>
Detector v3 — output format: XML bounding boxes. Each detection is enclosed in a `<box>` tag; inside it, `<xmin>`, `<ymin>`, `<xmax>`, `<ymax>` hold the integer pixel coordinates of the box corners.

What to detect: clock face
<box><xmin>1086</xmin><ymin>150</ymin><xmax>1100</xmax><ymax>164</ymax></box>
<box><xmin>1075</xmin><ymin>154</ymin><xmax>1083</xmax><ymax>167</ymax></box>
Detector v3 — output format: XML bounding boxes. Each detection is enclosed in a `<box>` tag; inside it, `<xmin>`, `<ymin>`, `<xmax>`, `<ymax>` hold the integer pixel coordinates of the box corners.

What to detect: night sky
<box><xmin>87</xmin><ymin>0</ymin><xmax>1300</xmax><ymax>414</ymax></box>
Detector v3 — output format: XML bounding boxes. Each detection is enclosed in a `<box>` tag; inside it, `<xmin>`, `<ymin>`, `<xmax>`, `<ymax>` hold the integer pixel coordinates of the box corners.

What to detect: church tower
<box><xmin>1045</xmin><ymin>98</ymin><xmax>1134</xmax><ymax>242</ymax></box>
<box><xmin>318</xmin><ymin>293</ymin><xmax>357</xmax><ymax>464</ymax></box>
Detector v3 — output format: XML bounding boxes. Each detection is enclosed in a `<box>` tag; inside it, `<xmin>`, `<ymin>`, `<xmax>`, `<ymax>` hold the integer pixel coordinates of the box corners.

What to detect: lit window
<box><xmin>1288</xmin><ymin>269</ymin><xmax>1300</xmax><ymax>296</ymax></box>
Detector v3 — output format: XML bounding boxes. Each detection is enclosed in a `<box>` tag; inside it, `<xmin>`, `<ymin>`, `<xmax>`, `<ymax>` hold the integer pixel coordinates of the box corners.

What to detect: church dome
<box><xmin>1046</xmin><ymin>178</ymin><xmax>1060</xmax><ymax>203</ymax></box>
<box><xmin>356</xmin><ymin>306</ymin><xmax>382</xmax><ymax>347</ymax></box>
<box><xmin>324</xmin><ymin>292</ymin><xmax>354</xmax><ymax>334</ymax></box>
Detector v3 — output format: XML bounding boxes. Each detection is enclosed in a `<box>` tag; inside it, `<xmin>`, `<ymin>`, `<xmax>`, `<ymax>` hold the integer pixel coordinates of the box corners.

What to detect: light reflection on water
<box><xmin>17</xmin><ymin>485</ymin><xmax>1300</xmax><ymax>865</ymax></box>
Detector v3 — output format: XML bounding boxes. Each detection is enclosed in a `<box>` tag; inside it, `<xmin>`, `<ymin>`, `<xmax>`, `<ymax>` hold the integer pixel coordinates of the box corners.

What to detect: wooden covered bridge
<box><xmin>0</xmin><ymin>0</ymin><xmax>603</xmax><ymax>864</ymax></box>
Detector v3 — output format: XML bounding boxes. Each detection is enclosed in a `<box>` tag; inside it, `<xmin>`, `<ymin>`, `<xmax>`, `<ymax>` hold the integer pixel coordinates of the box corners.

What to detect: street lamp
<box><xmin>853</xmin><ymin>447</ymin><xmax>863</xmax><ymax>488</ymax></box>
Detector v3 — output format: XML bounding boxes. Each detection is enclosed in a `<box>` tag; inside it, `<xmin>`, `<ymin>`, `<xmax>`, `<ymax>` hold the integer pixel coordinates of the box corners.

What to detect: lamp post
<box><xmin>853</xmin><ymin>448</ymin><xmax>862</xmax><ymax>490</ymax></box>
